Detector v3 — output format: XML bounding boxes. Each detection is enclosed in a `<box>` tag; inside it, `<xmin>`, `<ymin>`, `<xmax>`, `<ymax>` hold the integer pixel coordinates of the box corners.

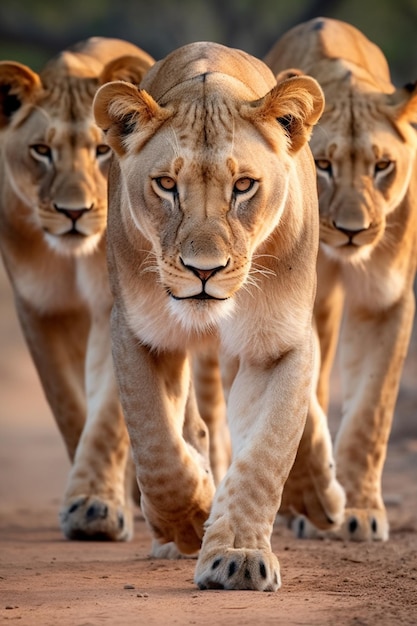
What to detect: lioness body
<box><xmin>0</xmin><ymin>38</ymin><xmax>154</xmax><ymax>540</ymax></box>
<box><xmin>94</xmin><ymin>41</ymin><xmax>344</xmax><ymax>590</ymax></box>
<box><xmin>266</xmin><ymin>18</ymin><xmax>417</xmax><ymax>540</ymax></box>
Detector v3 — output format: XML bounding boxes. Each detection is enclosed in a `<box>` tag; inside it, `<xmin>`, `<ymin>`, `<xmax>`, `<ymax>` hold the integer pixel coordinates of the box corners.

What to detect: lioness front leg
<box><xmin>298</xmin><ymin>291</ymin><xmax>415</xmax><ymax>542</ymax></box>
<box><xmin>195</xmin><ymin>348</ymin><xmax>312</xmax><ymax>591</ymax></box>
<box><xmin>330</xmin><ymin>294</ymin><xmax>415</xmax><ymax>541</ymax></box>
<box><xmin>112</xmin><ymin>307</ymin><xmax>215</xmax><ymax>555</ymax></box>
<box><xmin>16</xmin><ymin>299</ymin><xmax>131</xmax><ymax>540</ymax></box>
<box><xmin>60</xmin><ymin>310</ymin><xmax>133</xmax><ymax>542</ymax></box>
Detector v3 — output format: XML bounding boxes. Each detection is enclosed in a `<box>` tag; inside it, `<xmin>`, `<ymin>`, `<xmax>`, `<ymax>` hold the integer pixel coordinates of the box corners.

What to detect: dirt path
<box><xmin>1</xmin><ymin>262</ymin><xmax>417</xmax><ymax>626</ymax></box>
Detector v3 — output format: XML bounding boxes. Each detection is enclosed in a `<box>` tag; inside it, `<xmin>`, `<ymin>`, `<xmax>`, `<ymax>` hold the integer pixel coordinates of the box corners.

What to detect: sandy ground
<box><xmin>1</xmin><ymin>260</ymin><xmax>417</xmax><ymax>626</ymax></box>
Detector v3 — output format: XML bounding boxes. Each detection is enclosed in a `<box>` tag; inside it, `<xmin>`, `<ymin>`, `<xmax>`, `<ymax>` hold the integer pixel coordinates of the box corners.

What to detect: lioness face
<box><xmin>311</xmin><ymin>94</ymin><xmax>417</xmax><ymax>263</ymax></box>
<box><xmin>99</xmin><ymin>79</ymin><xmax>310</xmax><ymax>333</ymax></box>
<box><xmin>3</xmin><ymin>78</ymin><xmax>111</xmax><ymax>257</ymax></box>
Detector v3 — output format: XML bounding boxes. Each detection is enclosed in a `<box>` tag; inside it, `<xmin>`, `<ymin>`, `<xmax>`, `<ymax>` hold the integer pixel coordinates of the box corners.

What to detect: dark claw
<box><xmin>211</xmin><ymin>558</ymin><xmax>222</xmax><ymax>570</ymax></box>
<box><xmin>371</xmin><ymin>518</ymin><xmax>378</xmax><ymax>533</ymax></box>
<box><xmin>259</xmin><ymin>561</ymin><xmax>267</xmax><ymax>579</ymax></box>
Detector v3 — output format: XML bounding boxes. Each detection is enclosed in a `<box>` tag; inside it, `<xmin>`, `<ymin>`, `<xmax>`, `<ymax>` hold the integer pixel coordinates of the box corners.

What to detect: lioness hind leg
<box><xmin>280</xmin><ymin>328</ymin><xmax>345</xmax><ymax>533</ymax></box>
<box><xmin>279</xmin><ymin>394</ymin><xmax>346</xmax><ymax>532</ymax></box>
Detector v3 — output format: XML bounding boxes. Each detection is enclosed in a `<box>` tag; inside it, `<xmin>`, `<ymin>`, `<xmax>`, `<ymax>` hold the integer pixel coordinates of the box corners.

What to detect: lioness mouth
<box><xmin>65</xmin><ymin>228</ymin><xmax>85</xmax><ymax>236</ymax></box>
<box><xmin>171</xmin><ymin>292</ymin><xmax>228</xmax><ymax>301</ymax></box>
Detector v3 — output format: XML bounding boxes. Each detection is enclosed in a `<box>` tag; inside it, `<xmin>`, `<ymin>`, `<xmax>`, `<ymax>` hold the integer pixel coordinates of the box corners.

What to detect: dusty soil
<box><xmin>1</xmin><ymin>261</ymin><xmax>417</xmax><ymax>626</ymax></box>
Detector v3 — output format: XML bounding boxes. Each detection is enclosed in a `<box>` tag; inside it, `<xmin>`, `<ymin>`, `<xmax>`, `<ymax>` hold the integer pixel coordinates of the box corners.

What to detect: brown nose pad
<box><xmin>55</xmin><ymin>205</ymin><xmax>93</xmax><ymax>222</ymax></box>
<box><xmin>181</xmin><ymin>259</ymin><xmax>229</xmax><ymax>284</ymax></box>
<box><xmin>334</xmin><ymin>222</ymin><xmax>368</xmax><ymax>243</ymax></box>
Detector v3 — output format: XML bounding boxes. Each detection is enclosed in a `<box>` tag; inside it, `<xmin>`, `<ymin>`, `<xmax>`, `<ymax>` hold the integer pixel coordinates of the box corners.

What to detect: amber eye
<box><xmin>315</xmin><ymin>159</ymin><xmax>332</xmax><ymax>174</ymax></box>
<box><xmin>374</xmin><ymin>159</ymin><xmax>393</xmax><ymax>174</ymax></box>
<box><xmin>156</xmin><ymin>176</ymin><xmax>177</xmax><ymax>192</ymax></box>
<box><xmin>96</xmin><ymin>144</ymin><xmax>111</xmax><ymax>158</ymax></box>
<box><xmin>30</xmin><ymin>144</ymin><xmax>52</xmax><ymax>160</ymax></box>
<box><xmin>234</xmin><ymin>177</ymin><xmax>255</xmax><ymax>194</ymax></box>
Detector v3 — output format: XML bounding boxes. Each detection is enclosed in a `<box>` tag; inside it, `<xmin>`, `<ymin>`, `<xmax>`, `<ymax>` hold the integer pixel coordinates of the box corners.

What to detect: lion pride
<box><xmin>0</xmin><ymin>38</ymin><xmax>154</xmax><ymax>541</ymax></box>
<box><xmin>93</xmin><ymin>41</ymin><xmax>345</xmax><ymax>590</ymax></box>
<box><xmin>265</xmin><ymin>17</ymin><xmax>417</xmax><ymax>541</ymax></box>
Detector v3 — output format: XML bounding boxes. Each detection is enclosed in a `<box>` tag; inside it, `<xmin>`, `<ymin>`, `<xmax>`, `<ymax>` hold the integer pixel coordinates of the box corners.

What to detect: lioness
<box><xmin>265</xmin><ymin>17</ymin><xmax>417</xmax><ymax>540</ymax></box>
<box><xmin>0</xmin><ymin>38</ymin><xmax>154</xmax><ymax>540</ymax></box>
<box><xmin>93</xmin><ymin>41</ymin><xmax>344</xmax><ymax>591</ymax></box>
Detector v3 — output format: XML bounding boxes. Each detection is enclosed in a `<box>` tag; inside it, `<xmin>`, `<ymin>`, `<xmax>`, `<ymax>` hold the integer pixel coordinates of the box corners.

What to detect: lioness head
<box><xmin>0</xmin><ymin>39</ymin><xmax>153</xmax><ymax>257</ymax></box>
<box><xmin>266</xmin><ymin>18</ymin><xmax>417</xmax><ymax>264</ymax></box>
<box><xmin>93</xmin><ymin>42</ymin><xmax>324</xmax><ymax>341</ymax></box>
<box><xmin>312</xmin><ymin>77</ymin><xmax>417</xmax><ymax>263</ymax></box>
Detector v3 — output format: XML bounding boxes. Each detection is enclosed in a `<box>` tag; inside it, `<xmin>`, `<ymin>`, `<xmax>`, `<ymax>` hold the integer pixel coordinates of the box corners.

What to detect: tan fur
<box><xmin>266</xmin><ymin>17</ymin><xmax>417</xmax><ymax>540</ymax></box>
<box><xmin>93</xmin><ymin>41</ymin><xmax>344</xmax><ymax>591</ymax></box>
<box><xmin>0</xmin><ymin>38</ymin><xmax>154</xmax><ymax>541</ymax></box>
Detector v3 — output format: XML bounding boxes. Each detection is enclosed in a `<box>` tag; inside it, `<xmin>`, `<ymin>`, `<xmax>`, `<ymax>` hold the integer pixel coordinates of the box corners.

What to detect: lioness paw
<box><xmin>293</xmin><ymin>507</ymin><xmax>389</xmax><ymax>541</ymax></box>
<box><xmin>335</xmin><ymin>508</ymin><xmax>389</xmax><ymax>541</ymax></box>
<box><xmin>195</xmin><ymin>548</ymin><xmax>281</xmax><ymax>591</ymax></box>
<box><xmin>281</xmin><ymin>463</ymin><xmax>346</xmax><ymax>531</ymax></box>
<box><xmin>60</xmin><ymin>495</ymin><xmax>133</xmax><ymax>541</ymax></box>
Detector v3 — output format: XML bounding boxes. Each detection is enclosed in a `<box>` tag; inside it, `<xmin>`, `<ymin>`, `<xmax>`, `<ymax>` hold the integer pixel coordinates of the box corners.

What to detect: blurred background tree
<box><xmin>0</xmin><ymin>0</ymin><xmax>416</xmax><ymax>84</ymax></box>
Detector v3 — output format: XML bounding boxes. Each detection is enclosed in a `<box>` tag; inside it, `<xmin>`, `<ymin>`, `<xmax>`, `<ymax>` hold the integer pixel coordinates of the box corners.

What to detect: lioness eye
<box><xmin>234</xmin><ymin>178</ymin><xmax>254</xmax><ymax>193</ymax></box>
<box><xmin>374</xmin><ymin>160</ymin><xmax>393</xmax><ymax>174</ymax></box>
<box><xmin>315</xmin><ymin>159</ymin><xmax>332</xmax><ymax>174</ymax></box>
<box><xmin>30</xmin><ymin>144</ymin><xmax>52</xmax><ymax>160</ymax></box>
<box><xmin>96</xmin><ymin>144</ymin><xmax>111</xmax><ymax>158</ymax></box>
<box><xmin>156</xmin><ymin>176</ymin><xmax>177</xmax><ymax>192</ymax></box>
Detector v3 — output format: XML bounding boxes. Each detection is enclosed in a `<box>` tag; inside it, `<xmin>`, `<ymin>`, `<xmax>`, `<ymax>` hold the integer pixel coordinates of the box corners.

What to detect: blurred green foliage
<box><xmin>0</xmin><ymin>0</ymin><xmax>416</xmax><ymax>84</ymax></box>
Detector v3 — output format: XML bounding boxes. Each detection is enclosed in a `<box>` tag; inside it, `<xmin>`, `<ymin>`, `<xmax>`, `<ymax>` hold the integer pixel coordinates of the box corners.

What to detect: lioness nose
<box><xmin>336</xmin><ymin>225</ymin><xmax>368</xmax><ymax>237</ymax></box>
<box><xmin>55</xmin><ymin>205</ymin><xmax>93</xmax><ymax>222</ymax></box>
<box><xmin>182</xmin><ymin>261</ymin><xmax>228</xmax><ymax>282</ymax></box>
<box><xmin>333</xmin><ymin>222</ymin><xmax>369</xmax><ymax>243</ymax></box>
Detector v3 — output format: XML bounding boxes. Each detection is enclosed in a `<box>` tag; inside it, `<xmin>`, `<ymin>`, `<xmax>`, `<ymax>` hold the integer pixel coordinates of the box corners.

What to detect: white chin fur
<box><xmin>168</xmin><ymin>297</ymin><xmax>235</xmax><ymax>334</ymax></box>
<box><xmin>44</xmin><ymin>232</ymin><xmax>103</xmax><ymax>258</ymax></box>
<box><xmin>321</xmin><ymin>242</ymin><xmax>373</xmax><ymax>264</ymax></box>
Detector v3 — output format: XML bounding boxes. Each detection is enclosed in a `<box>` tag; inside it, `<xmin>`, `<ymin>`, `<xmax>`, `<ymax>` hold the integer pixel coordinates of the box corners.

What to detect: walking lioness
<box><xmin>93</xmin><ymin>41</ymin><xmax>344</xmax><ymax>590</ymax></box>
<box><xmin>0</xmin><ymin>38</ymin><xmax>154</xmax><ymax>541</ymax></box>
<box><xmin>266</xmin><ymin>18</ymin><xmax>417</xmax><ymax>540</ymax></box>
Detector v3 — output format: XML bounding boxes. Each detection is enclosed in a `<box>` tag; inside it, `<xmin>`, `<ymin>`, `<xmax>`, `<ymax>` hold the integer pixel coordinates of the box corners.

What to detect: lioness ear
<box><xmin>0</xmin><ymin>61</ymin><xmax>41</xmax><ymax>128</ymax></box>
<box><xmin>275</xmin><ymin>68</ymin><xmax>304</xmax><ymax>83</ymax></box>
<box><xmin>93</xmin><ymin>80</ymin><xmax>171</xmax><ymax>155</ymax></box>
<box><xmin>243</xmin><ymin>75</ymin><xmax>324</xmax><ymax>153</ymax></box>
<box><xmin>99</xmin><ymin>55</ymin><xmax>154</xmax><ymax>87</ymax></box>
<box><xmin>384</xmin><ymin>81</ymin><xmax>417</xmax><ymax>126</ymax></box>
